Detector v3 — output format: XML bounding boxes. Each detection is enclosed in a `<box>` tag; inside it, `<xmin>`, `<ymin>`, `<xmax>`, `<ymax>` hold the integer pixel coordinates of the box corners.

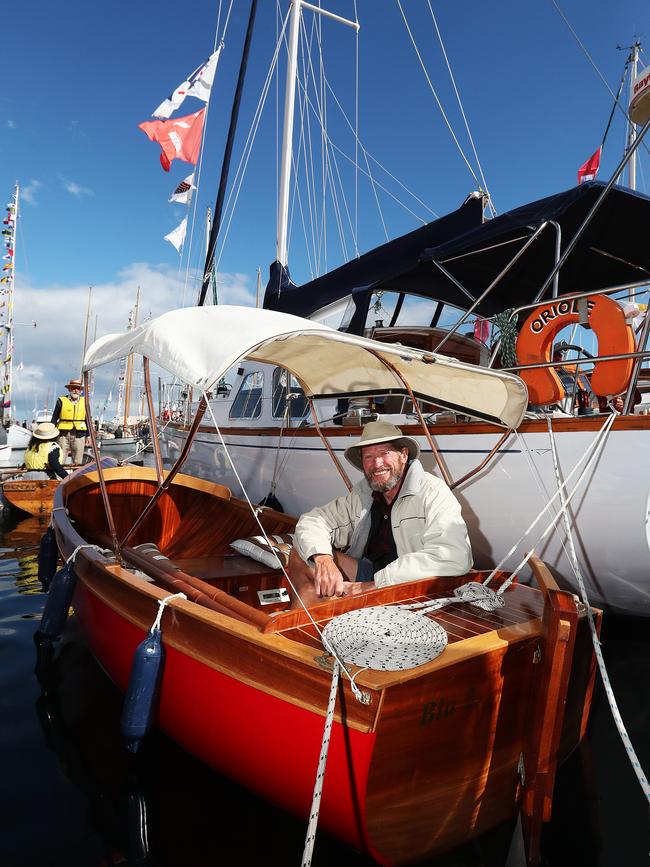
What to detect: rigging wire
<box><xmin>425</xmin><ymin>0</ymin><xmax>496</xmax><ymax>216</ymax></box>
<box><xmin>214</xmin><ymin>10</ymin><xmax>291</xmax><ymax>274</ymax></box>
<box><xmin>395</xmin><ymin>0</ymin><xmax>483</xmax><ymax>189</ymax></box>
<box><xmin>548</xmin><ymin>0</ymin><xmax>650</xmax><ymax>159</ymax></box>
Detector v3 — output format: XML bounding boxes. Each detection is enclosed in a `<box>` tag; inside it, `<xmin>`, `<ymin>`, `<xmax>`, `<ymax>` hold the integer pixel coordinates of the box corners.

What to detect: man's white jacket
<box><xmin>293</xmin><ymin>459</ymin><xmax>473</xmax><ymax>588</ymax></box>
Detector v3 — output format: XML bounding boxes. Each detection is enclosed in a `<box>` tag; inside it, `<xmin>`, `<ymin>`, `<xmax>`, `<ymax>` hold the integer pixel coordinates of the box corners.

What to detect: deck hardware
<box><xmin>517</xmin><ymin>753</ymin><xmax>526</xmax><ymax>786</ymax></box>
<box><xmin>257</xmin><ymin>588</ymin><xmax>290</xmax><ymax>605</ymax></box>
<box><xmin>533</xmin><ymin>645</ymin><xmax>542</xmax><ymax>664</ymax></box>
<box><xmin>315</xmin><ymin>653</ymin><xmax>334</xmax><ymax>671</ymax></box>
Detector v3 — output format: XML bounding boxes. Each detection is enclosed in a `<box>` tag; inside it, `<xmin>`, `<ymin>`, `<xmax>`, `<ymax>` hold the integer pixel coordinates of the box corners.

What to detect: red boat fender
<box><xmin>516</xmin><ymin>294</ymin><xmax>636</xmax><ymax>404</ymax></box>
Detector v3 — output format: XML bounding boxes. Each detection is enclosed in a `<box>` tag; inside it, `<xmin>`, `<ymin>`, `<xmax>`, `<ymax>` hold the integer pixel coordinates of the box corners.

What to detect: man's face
<box><xmin>68</xmin><ymin>386</ymin><xmax>81</xmax><ymax>401</ymax></box>
<box><xmin>361</xmin><ymin>443</ymin><xmax>408</xmax><ymax>493</ymax></box>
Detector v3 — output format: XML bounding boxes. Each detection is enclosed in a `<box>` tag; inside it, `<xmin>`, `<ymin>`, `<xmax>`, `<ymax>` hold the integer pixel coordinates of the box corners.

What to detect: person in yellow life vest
<box><xmin>22</xmin><ymin>422</ymin><xmax>67</xmax><ymax>480</ymax></box>
<box><xmin>51</xmin><ymin>378</ymin><xmax>88</xmax><ymax>465</ymax></box>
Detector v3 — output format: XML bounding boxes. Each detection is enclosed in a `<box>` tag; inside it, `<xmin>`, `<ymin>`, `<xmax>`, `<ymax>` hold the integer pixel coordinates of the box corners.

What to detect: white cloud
<box><xmin>21</xmin><ymin>179</ymin><xmax>42</xmax><ymax>205</ymax></box>
<box><xmin>60</xmin><ymin>176</ymin><xmax>93</xmax><ymax>198</ymax></box>
<box><xmin>6</xmin><ymin>119</ymin><xmax>16</xmax><ymax>129</ymax></box>
<box><xmin>9</xmin><ymin>263</ymin><xmax>254</xmax><ymax>422</ymax></box>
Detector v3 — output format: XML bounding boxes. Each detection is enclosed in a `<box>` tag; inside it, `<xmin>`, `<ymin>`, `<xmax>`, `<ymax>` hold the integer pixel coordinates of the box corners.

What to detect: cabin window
<box><xmin>271</xmin><ymin>368</ymin><xmax>309</xmax><ymax>419</ymax></box>
<box><xmin>230</xmin><ymin>371</ymin><xmax>264</xmax><ymax>419</ymax></box>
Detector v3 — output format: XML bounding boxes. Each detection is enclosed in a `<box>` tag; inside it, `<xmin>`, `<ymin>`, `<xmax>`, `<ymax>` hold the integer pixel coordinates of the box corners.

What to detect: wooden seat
<box><xmin>174</xmin><ymin>554</ymin><xmax>281</xmax><ymax>582</ymax></box>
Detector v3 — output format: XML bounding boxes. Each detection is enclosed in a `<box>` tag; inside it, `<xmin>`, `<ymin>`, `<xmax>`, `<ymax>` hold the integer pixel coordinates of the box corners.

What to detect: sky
<box><xmin>1</xmin><ymin>0</ymin><xmax>648</xmax><ymax>423</ymax></box>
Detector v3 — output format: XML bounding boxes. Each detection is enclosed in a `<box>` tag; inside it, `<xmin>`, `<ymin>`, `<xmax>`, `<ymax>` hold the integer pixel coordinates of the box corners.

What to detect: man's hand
<box><xmin>312</xmin><ymin>554</ymin><xmax>345</xmax><ymax>598</ymax></box>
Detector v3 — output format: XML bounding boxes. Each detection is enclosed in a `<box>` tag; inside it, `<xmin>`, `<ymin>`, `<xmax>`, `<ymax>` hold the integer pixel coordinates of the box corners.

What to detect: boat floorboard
<box><xmin>273</xmin><ymin>582</ymin><xmax>544</xmax><ymax>649</ymax></box>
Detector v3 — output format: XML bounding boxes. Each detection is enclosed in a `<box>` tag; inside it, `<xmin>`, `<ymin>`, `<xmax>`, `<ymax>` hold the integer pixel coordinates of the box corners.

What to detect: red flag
<box><xmin>473</xmin><ymin>317</ymin><xmax>490</xmax><ymax>344</ymax></box>
<box><xmin>577</xmin><ymin>147</ymin><xmax>601</xmax><ymax>184</ymax></box>
<box><xmin>138</xmin><ymin>108</ymin><xmax>205</xmax><ymax>172</ymax></box>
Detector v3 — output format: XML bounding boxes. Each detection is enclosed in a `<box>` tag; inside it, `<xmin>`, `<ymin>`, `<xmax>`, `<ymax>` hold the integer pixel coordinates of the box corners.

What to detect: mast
<box><xmin>1</xmin><ymin>183</ymin><xmax>18</xmax><ymax>427</ymax></box>
<box><xmin>79</xmin><ymin>286</ymin><xmax>93</xmax><ymax>379</ymax></box>
<box><xmin>626</xmin><ymin>40</ymin><xmax>641</xmax><ymax>191</ymax></box>
<box><xmin>122</xmin><ymin>287</ymin><xmax>140</xmax><ymax>433</ymax></box>
<box><xmin>276</xmin><ymin>1</ymin><xmax>358</xmax><ymax>268</ymax></box>
<box><xmin>199</xmin><ymin>0</ymin><xmax>259</xmax><ymax>306</ymax></box>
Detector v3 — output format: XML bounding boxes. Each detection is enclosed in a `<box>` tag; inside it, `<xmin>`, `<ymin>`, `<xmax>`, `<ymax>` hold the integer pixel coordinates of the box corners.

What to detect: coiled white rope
<box><xmin>545</xmin><ymin>416</ymin><xmax>650</xmax><ymax>803</ymax></box>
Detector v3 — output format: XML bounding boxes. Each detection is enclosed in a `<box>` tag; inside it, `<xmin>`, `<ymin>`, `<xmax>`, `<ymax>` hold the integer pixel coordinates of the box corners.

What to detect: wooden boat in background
<box><xmin>45</xmin><ymin>306</ymin><xmax>602</xmax><ymax>864</ymax></box>
<box><xmin>1</xmin><ymin>476</ymin><xmax>59</xmax><ymax>517</ymax></box>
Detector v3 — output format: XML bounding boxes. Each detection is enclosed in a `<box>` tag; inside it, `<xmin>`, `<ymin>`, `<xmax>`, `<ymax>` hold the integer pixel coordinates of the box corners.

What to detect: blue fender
<box><xmin>37</xmin><ymin>526</ymin><xmax>59</xmax><ymax>591</ymax></box>
<box><xmin>120</xmin><ymin>628</ymin><xmax>165</xmax><ymax>753</ymax></box>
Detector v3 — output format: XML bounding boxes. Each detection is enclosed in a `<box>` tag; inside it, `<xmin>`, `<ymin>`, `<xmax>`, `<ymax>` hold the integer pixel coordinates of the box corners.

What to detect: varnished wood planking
<box><xmin>1</xmin><ymin>479</ymin><xmax>58</xmax><ymax>516</ymax></box>
<box><xmin>363</xmin><ymin>637</ymin><xmax>541</xmax><ymax>862</ymax></box>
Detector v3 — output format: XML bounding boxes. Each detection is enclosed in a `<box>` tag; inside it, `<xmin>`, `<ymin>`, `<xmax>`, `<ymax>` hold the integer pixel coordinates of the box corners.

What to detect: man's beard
<box><xmin>366</xmin><ymin>468</ymin><xmax>402</xmax><ymax>493</ymax></box>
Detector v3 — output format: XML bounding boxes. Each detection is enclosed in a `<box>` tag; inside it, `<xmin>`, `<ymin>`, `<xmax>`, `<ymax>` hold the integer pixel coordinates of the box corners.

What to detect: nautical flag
<box><xmin>164</xmin><ymin>216</ymin><xmax>187</xmax><ymax>253</ymax></box>
<box><xmin>169</xmin><ymin>173</ymin><xmax>196</xmax><ymax>205</ymax></box>
<box><xmin>0</xmin><ymin>277</ymin><xmax>8</xmax><ymax>284</ymax></box>
<box><xmin>2</xmin><ymin>264</ymin><xmax>12</xmax><ymax>270</ymax></box>
<box><xmin>578</xmin><ymin>147</ymin><xmax>602</xmax><ymax>184</ymax></box>
<box><xmin>138</xmin><ymin>109</ymin><xmax>205</xmax><ymax>172</ymax></box>
<box><xmin>153</xmin><ymin>47</ymin><xmax>221</xmax><ymax>119</ymax></box>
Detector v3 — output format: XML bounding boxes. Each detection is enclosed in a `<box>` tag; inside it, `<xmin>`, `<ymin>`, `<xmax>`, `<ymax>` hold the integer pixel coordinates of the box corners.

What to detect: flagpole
<box><xmin>198</xmin><ymin>0</ymin><xmax>259</xmax><ymax>306</ymax></box>
<box><xmin>1</xmin><ymin>182</ymin><xmax>18</xmax><ymax>427</ymax></box>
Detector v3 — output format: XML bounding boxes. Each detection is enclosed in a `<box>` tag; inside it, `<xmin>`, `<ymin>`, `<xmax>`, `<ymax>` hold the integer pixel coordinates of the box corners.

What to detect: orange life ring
<box><xmin>515</xmin><ymin>295</ymin><xmax>635</xmax><ymax>404</ymax></box>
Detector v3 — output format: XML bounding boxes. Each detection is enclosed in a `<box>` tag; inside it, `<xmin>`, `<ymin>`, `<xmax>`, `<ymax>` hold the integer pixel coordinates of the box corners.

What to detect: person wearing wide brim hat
<box><xmin>343</xmin><ymin>420</ymin><xmax>420</xmax><ymax>471</ymax></box>
<box><xmin>287</xmin><ymin>420</ymin><xmax>472</xmax><ymax>608</ymax></box>
<box><xmin>51</xmin><ymin>377</ymin><xmax>88</xmax><ymax>466</ymax></box>
<box><xmin>23</xmin><ymin>423</ymin><xmax>68</xmax><ymax>480</ymax></box>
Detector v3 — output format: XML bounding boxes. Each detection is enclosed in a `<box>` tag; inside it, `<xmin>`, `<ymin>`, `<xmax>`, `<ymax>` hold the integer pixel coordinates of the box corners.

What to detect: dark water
<box><xmin>1</xmin><ymin>510</ymin><xmax>648</xmax><ymax>867</ymax></box>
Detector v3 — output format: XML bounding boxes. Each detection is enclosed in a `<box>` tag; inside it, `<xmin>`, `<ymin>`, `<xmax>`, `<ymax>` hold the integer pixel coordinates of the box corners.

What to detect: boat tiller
<box><xmin>37</xmin><ymin>526</ymin><xmax>59</xmax><ymax>591</ymax></box>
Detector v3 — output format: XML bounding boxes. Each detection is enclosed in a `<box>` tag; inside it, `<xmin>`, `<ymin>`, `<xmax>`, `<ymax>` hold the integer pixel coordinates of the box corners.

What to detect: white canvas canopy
<box><xmin>84</xmin><ymin>306</ymin><xmax>528</xmax><ymax>428</ymax></box>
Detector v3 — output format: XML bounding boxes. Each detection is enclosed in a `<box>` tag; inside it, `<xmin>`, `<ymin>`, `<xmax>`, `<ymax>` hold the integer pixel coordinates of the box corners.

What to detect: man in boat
<box><xmin>22</xmin><ymin>422</ymin><xmax>67</xmax><ymax>479</ymax></box>
<box><xmin>288</xmin><ymin>421</ymin><xmax>472</xmax><ymax>607</ymax></box>
<box><xmin>51</xmin><ymin>378</ymin><xmax>88</xmax><ymax>465</ymax></box>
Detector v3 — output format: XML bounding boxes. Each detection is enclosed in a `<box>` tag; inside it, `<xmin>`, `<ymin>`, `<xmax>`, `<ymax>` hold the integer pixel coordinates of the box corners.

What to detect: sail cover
<box><xmin>264</xmin><ymin>181</ymin><xmax>650</xmax><ymax>326</ymax></box>
<box><xmin>84</xmin><ymin>306</ymin><xmax>528</xmax><ymax>428</ymax></box>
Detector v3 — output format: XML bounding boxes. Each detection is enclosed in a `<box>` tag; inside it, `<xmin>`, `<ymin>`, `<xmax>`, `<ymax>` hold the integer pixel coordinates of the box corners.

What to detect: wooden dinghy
<box><xmin>47</xmin><ymin>306</ymin><xmax>600</xmax><ymax>864</ymax></box>
<box><xmin>51</xmin><ymin>465</ymin><xmax>599</xmax><ymax>866</ymax></box>
<box><xmin>1</xmin><ymin>461</ymin><xmax>101</xmax><ymax>517</ymax></box>
<box><xmin>1</xmin><ymin>477</ymin><xmax>59</xmax><ymax>516</ymax></box>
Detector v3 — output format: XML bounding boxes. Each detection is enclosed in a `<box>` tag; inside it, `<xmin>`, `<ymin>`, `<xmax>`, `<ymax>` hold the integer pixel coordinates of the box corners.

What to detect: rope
<box><xmin>65</xmin><ymin>543</ymin><xmax>111</xmax><ymax>565</ymax></box>
<box><xmin>545</xmin><ymin>417</ymin><xmax>650</xmax><ymax>803</ymax></box>
<box><xmin>477</xmin><ymin>412</ymin><xmax>616</xmax><ymax>595</ymax></box>
<box><xmin>202</xmin><ymin>393</ymin><xmax>364</xmax><ymax>698</ymax></box>
<box><xmin>300</xmin><ymin>660</ymin><xmax>341</xmax><ymax>867</ymax></box>
<box><xmin>492</xmin><ymin>308</ymin><xmax>518</xmax><ymax>368</ymax></box>
<box><xmin>151</xmin><ymin>592</ymin><xmax>187</xmax><ymax>632</ymax></box>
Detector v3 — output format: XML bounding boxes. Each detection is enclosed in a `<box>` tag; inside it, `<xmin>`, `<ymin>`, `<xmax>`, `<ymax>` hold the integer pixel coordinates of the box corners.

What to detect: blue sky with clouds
<box><xmin>1</xmin><ymin>0</ymin><xmax>647</xmax><ymax>421</ymax></box>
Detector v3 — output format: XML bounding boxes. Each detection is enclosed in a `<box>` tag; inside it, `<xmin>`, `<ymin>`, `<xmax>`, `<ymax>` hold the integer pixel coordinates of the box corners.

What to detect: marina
<box><xmin>2</xmin><ymin>1</ymin><xmax>650</xmax><ymax>863</ymax></box>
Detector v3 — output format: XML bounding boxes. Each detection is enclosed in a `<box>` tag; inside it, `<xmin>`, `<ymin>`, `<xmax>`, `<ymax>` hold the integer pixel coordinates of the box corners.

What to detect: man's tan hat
<box><xmin>65</xmin><ymin>379</ymin><xmax>83</xmax><ymax>390</ymax></box>
<box><xmin>33</xmin><ymin>422</ymin><xmax>60</xmax><ymax>441</ymax></box>
<box><xmin>344</xmin><ymin>420</ymin><xmax>420</xmax><ymax>471</ymax></box>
